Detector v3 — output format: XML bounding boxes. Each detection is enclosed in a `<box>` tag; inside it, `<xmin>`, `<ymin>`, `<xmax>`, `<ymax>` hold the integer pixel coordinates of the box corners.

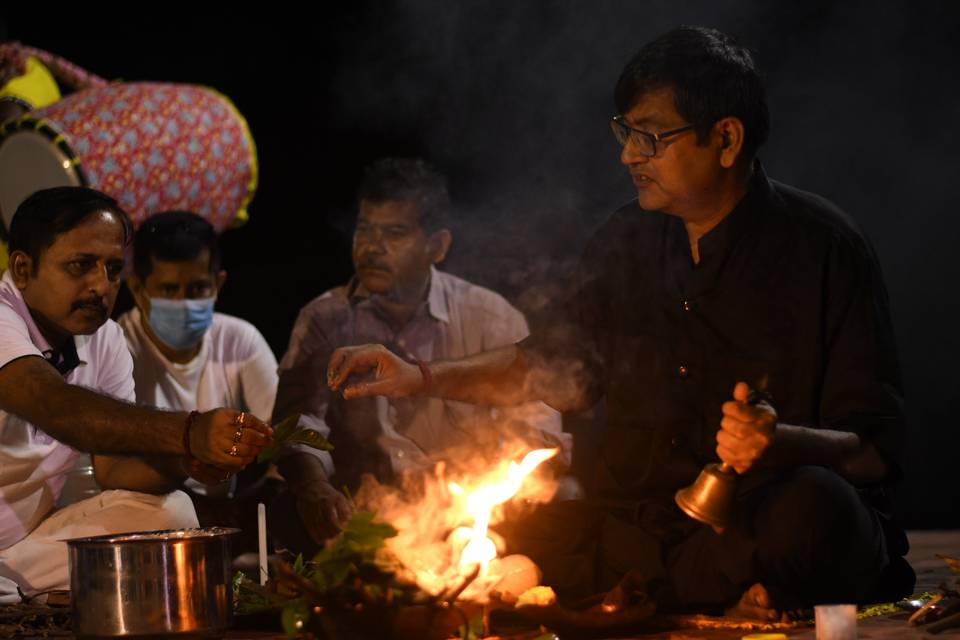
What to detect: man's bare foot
<box><xmin>725</xmin><ymin>583</ymin><xmax>781</xmax><ymax>621</ymax></box>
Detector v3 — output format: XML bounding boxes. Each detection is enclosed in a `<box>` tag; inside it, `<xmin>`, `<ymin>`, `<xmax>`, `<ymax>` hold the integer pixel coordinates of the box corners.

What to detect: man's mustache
<box><xmin>71</xmin><ymin>298</ymin><xmax>108</xmax><ymax>314</ymax></box>
<box><xmin>358</xmin><ymin>260</ymin><xmax>390</xmax><ymax>271</ymax></box>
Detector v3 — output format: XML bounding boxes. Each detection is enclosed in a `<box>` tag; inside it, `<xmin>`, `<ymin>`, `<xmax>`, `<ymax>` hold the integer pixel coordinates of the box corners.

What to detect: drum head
<box><xmin>0</xmin><ymin>130</ymin><xmax>81</xmax><ymax>229</ymax></box>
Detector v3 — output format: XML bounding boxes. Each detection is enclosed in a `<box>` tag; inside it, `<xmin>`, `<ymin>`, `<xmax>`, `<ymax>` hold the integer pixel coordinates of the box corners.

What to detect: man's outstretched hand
<box><xmin>327</xmin><ymin>344</ymin><xmax>425</xmax><ymax>399</ymax></box>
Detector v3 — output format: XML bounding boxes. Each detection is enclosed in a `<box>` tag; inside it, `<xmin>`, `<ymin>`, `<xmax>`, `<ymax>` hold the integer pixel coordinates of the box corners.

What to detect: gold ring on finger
<box><xmin>229</xmin><ymin>444</ymin><xmax>239</xmax><ymax>457</ymax></box>
<box><xmin>233</xmin><ymin>426</ymin><xmax>244</xmax><ymax>444</ymax></box>
<box><xmin>233</xmin><ymin>411</ymin><xmax>246</xmax><ymax>427</ymax></box>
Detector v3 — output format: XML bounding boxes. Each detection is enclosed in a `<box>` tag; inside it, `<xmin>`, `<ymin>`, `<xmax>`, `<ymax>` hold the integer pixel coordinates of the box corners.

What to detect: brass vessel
<box><xmin>675</xmin><ymin>384</ymin><xmax>771</xmax><ymax>533</ymax></box>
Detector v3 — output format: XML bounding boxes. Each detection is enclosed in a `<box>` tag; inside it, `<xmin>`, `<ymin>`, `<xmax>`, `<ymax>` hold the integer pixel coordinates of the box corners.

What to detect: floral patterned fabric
<box><xmin>22</xmin><ymin>82</ymin><xmax>257</xmax><ymax>231</ymax></box>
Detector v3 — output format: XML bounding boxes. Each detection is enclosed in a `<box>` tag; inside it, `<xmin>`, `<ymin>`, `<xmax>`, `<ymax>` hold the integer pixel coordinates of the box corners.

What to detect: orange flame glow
<box><xmin>449</xmin><ymin>447</ymin><xmax>558</xmax><ymax>575</ymax></box>
<box><xmin>362</xmin><ymin>446</ymin><xmax>559</xmax><ymax>602</ymax></box>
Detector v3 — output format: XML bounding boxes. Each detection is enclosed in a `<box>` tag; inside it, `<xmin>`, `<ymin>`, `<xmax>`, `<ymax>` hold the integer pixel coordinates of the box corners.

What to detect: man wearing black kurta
<box><xmin>326</xmin><ymin>26</ymin><xmax>915</xmax><ymax>617</ymax></box>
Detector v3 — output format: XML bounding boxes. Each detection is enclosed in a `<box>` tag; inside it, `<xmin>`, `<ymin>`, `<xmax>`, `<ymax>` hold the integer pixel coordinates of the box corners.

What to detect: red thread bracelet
<box><xmin>416</xmin><ymin>360</ymin><xmax>432</xmax><ymax>395</ymax></box>
<box><xmin>183</xmin><ymin>410</ymin><xmax>200</xmax><ymax>459</ymax></box>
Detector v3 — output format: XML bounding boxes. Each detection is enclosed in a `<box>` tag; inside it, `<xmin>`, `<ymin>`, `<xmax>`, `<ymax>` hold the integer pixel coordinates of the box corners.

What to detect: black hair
<box><xmin>132</xmin><ymin>210</ymin><xmax>220</xmax><ymax>281</ymax></box>
<box><xmin>8</xmin><ymin>186</ymin><xmax>132</xmax><ymax>270</ymax></box>
<box><xmin>358</xmin><ymin>157</ymin><xmax>451</xmax><ymax>233</ymax></box>
<box><xmin>614</xmin><ymin>26</ymin><xmax>770</xmax><ymax>161</ymax></box>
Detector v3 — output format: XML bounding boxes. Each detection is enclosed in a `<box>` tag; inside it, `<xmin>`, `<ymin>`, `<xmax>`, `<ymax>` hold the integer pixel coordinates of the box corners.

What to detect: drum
<box><xmin>0</xmin><ymin>81</ymin><xmax>257</xmax><ymax>233</ymax></box>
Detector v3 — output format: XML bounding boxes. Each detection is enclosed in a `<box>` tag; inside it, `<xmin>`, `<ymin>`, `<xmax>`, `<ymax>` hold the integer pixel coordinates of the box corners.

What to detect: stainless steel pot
<box><xmin>67</xmin><ymin>527</ymin><xmax>239</xmax><ymax>638</ymax></box>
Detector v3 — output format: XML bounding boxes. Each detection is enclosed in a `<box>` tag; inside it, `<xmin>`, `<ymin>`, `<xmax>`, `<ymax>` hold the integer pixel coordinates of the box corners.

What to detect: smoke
<box><xmin>8</xmin><ymin>1</ymin><xmax>957</xmax><ymax>525</ymax></box>
<box><xmin>318</xmin><ymin>0</ymin><xmax>960</xmax><ymax>525</ymax></box>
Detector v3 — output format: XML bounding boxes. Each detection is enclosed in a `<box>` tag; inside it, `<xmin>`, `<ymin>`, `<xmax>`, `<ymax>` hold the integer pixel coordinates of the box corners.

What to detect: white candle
<box><xmin>258</xmin><ymin>502</ymin><xmax>268</xmax><ymax>585</ymax></box>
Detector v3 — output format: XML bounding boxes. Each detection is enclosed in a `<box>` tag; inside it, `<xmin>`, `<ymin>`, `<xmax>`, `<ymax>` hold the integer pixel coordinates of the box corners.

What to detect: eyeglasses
<box><xmin>610</xmin><ymin>115</ymin><xmax>697</xmax><ymax>157</ymax></box>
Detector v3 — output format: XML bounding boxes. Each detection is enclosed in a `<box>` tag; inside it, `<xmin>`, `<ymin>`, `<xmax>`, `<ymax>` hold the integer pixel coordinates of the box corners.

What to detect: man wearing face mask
<box><xmin>119</xmin><ymin>211</ymin><xmax>279</xmax><ymax>509</ymax></box>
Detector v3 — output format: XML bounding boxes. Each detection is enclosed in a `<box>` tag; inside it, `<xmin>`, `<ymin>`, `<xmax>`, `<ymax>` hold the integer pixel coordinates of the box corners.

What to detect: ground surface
<box><xmin>3</xmin><ymin>531</ymin><xmax>957</xmax><ymax>639</ymax></box>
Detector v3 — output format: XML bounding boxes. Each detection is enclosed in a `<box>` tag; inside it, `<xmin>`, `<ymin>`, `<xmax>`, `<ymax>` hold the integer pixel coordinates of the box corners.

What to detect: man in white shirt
<box><xmin>0</xmin><ymin>187</ymin><xmax>271</xmax><ymax>602</ymax></box>
<box><xmin>273</xmin><ymin>158</ymin><xmax>570</xmax><ymax>550</ymax></box>
<box><xmin>119</xmin><ymin>211</ymin><xmax>278</xmax><ymax>513</ymax></box>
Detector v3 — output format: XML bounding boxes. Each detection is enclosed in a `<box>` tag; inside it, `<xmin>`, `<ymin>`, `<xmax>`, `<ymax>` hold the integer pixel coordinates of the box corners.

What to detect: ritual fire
<box><xmin>359</xmin><ymin>446</ymin><xmax>560</xmax><ymax>603</ymax></box>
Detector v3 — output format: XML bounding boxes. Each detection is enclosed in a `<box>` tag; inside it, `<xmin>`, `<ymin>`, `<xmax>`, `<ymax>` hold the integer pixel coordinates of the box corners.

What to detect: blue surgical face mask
<box><xmin>147</xmin><ymin>297</ymin><xmax>215</xmax><ymax>350</ymax></box>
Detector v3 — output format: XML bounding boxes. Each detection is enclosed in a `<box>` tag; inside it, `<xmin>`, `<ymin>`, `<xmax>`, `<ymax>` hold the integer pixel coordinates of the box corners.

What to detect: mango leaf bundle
<box><xmin>257</xmin><ymin>414</ymin><xmax>333</xmax><ymax>463</ymax></box>
<box><xmin>278</xmin><ymin>512</ymin><xmax>424</xmax><ymax>635</ymax></box>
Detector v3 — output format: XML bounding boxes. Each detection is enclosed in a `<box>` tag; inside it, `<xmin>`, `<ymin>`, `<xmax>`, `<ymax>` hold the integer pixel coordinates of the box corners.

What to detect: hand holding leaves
<box><xmin>257</xmin><ymin>414</ymin><xmax>333</xmax><ymax>463</ymax></box>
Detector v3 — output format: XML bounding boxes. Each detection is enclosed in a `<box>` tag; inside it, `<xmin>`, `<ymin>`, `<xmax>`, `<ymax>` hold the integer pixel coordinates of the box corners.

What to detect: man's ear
<box><xmin>715</xmin><ymin>116</ymin><xmax>746</xmax><ymax>169</ymax></box>
<box><xmin>215</xmin><ymin>270</ymin><xmax>227</xmax><ymax>295</ymax></box>
<box><xmin>427</xmin><ymin>229</ymin><xmax>452</xmax><ymax>264</ymax></box>
<box><xmin>9</xmin><ymin>251</ymin><xmax>33</xmax><ymax>290</ymax></box>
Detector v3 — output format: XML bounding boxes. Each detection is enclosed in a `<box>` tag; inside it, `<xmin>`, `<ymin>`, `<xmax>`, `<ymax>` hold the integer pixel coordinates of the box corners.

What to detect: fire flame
<box><xmin>362</xmin><ymin>446</ymin><xmax>559</xmax><ymax>602</ymax></box>
<box><xmin>448</xmin><ymin>447</ymin><xmax>558</xmax><ymax>575</ymax></box>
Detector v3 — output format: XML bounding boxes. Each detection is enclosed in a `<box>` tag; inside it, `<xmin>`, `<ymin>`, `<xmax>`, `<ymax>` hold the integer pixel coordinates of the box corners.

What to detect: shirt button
<box><xmin>678</xmin><ymin>365</ymin><xmax>689</xmax><ymax>379</ymax></box>
<box><xmin>682</xmin><ymin>300</ymin><xmax>693</xmax><ymax>312</ymax></box>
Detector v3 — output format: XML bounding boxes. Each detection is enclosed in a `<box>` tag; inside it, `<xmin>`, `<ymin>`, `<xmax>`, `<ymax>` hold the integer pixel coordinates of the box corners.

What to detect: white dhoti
<box><xmin>0</xmin><ymin>489</ymin><xmax>198</xmax><ymax>602</ymax></box>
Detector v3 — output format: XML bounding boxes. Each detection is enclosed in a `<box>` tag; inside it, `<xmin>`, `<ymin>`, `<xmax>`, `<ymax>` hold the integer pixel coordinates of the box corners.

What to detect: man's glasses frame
<box><xmin>610</xmin><ymin>115</ymin><xmax>698</xmax><ymax>157</ymax></box>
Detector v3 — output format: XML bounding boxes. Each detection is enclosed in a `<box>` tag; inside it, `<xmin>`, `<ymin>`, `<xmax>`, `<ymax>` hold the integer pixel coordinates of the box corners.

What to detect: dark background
<box><xmin>3</xmin><ymin>1</ymin><xmax>958</xmax><ymax>527</ymax></box>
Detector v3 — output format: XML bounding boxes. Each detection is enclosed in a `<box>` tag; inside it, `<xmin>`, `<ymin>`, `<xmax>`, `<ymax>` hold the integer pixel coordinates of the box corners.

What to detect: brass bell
<box><xmin>675</xmin><ymin>382</ymin><xmax>772</xmax><ymax>534</ymax></box>
<box><xmin>674</xmin><ymin>462</ymin><xmax>737</xmax><ymax>534</ymax></box>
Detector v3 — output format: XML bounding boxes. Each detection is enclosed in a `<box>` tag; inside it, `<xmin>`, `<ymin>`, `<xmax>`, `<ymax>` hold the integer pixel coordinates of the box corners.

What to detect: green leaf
<box><xmin>343</xmin><ymin>511</ymin><xmax>397</xmax><ymax>541</ymax></box>
<box><xmin>281</xmin><ymin>599</ymin><xmax>310</xmax><ymax>637</ymax></box>
<box><xmin>272</xmin><ymin>414</ymin><xmax>301</xmax><ymax>441</ymax></box>
<box><xmin>303</xmin><ymin>512</ymin><xmax>401</xmax><ymax>595</ymax></box>
<box><xmin>285</xmin><ymin>428</ymin><xmax>334</xmax><ymax>450</ymax></box>
<box><xmin>232</xmin><ymin>570</ymin><xmax>244</xmax><ymax>595</ymax></box>
<box><xmin>319</xmin><ymin>558</ymin><xmax>355</xmax><ymax>590</ymax></box>
<box><xmin>257</xmin><ymin>414</ymin><xmax>333</xmax><ymax>463</ymax></box>
<box><xmin>233</xmin><ymin>572</ymin><xmax>285</xmax><ymax>615</ymax></box>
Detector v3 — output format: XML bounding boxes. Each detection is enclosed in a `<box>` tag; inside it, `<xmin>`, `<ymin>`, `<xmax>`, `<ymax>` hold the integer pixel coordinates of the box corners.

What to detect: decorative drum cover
<box><xmin>0</xmin><ymin>81</ymin><xmax>258</xmax><ymax>233</ymax></box>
